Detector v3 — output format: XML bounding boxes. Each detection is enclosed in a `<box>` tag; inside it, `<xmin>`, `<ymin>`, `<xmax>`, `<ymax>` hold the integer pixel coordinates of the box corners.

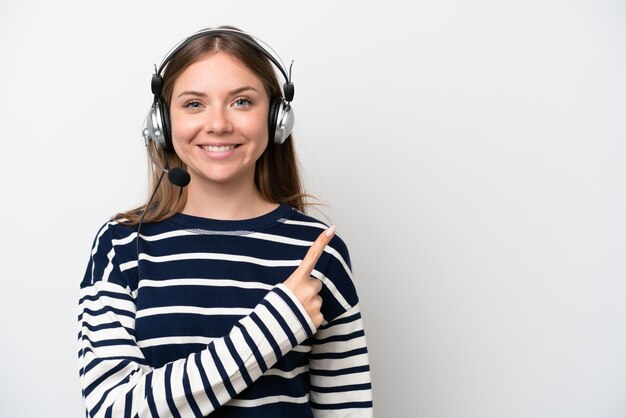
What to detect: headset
<box><xmin>142</xmin><ymin>27</ymin><xmax>296</xmax><ymax>157</ymax></box>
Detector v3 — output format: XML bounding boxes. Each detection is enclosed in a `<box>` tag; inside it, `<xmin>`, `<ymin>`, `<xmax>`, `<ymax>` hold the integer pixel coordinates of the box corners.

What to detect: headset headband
<box><xmin>152</xmin><ymin>28</ymin><xmax>294</xmax><ymax>102</ymax></box>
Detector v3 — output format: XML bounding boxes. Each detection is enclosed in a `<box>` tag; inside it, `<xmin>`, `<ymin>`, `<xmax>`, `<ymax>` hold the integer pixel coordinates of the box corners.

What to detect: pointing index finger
<box><xmin>299</xmin><ymin>225</ymin><xmax>336</xmax><ymax>275</ymax></box>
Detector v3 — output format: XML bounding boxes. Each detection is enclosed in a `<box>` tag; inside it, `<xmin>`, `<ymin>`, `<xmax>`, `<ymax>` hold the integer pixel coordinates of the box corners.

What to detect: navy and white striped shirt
<box><xmin>78</xmin><ymin>204</ymin><xmax>373</xmax><ymax>417</ymax></box>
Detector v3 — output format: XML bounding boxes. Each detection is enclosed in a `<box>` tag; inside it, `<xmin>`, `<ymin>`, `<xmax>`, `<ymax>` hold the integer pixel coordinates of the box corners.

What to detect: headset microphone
<box><xmin>142</xmin><ymin>126</ymin><xmax>191</xmax><ymax>187</ymax></box>
<box><xmin>167</xmin><ymin>167</ymin><xmax>191</xmax><ymax>187</ymax></box>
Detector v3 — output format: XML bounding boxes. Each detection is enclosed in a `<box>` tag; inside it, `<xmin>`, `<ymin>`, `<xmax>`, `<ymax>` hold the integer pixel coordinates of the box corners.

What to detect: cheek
<box><xmin>241</xmin><ymin>111</ymin><xmax>269</xmax><ymax>142</ymax></box>
<box><xmin>170</xmin><ymin>113</ymin><xmax>200</xmax><ymax>143</ymax></box>
<box><xmin>252</xmin><ymin>123</ymin><xmax>269</xmax><ymax>145</ymax></box>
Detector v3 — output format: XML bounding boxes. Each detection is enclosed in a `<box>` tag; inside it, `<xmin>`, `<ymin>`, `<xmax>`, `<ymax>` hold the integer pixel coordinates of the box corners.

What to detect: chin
<box><xmin>191</xmin><ymin>169</ymin><xmax>254</xmax><ymax>186</ymax></box>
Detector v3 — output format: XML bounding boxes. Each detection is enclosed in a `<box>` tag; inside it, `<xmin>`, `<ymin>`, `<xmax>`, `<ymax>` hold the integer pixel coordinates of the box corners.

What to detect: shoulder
<box><xmin>281</xmin><ymin>207</ymin><xmax>352</xmax><ymax>269</ymax></box>
<box><xmin>80</xmin><ymin>219</ymin><xmax>139</xmax><ymax>289</ymax></box>
<box><xmin>88</xmin><ymin>219</ymin><xmax>139</xmax><ymax>260</ymax></box>
<box><xmin>93</xmin><ymin>218</ymin><xmax>138</xmax><ymax>244</ymax></box>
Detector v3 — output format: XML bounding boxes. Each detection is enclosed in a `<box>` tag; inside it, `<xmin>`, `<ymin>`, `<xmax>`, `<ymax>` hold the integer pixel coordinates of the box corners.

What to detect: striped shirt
<box><xmin>78</xmin><ymin>204</ymin><xmax>373</xmax><ymax>417</ymax></box>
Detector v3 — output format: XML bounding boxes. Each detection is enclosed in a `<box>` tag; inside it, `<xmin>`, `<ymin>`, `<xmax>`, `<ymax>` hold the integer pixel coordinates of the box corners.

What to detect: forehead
<box><xmin>173</xmin><ymin>52</ymin><xmax>264</xmax><ymax>92</ymax></box>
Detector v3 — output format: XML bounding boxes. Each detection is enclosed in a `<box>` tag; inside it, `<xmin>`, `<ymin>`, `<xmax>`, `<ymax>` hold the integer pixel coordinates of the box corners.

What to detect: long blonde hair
<box><xmin>116</xmin><ymin>28</ymin><xmax>309</xmax><ymax>224</ymax></box>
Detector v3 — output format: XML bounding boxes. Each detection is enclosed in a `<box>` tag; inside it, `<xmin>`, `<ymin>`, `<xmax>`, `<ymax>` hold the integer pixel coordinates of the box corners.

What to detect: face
<box><xmin>169</xmin><ymin>52</ymin><xmax>270</xmax><ymax>189</ymax></box>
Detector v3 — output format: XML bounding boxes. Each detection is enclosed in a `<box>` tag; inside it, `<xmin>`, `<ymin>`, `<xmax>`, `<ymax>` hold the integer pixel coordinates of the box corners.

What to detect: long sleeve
<box><xmin>309</xmin><ymin>305</ymin><xmax>373</xmax><ymax>417</ymax></box>
<box><xmin>308</xmin><ymin>234</ymin><xmax>374</xmax><ymax>417</ymax></box>
<box><xmin>79</xmin><ymin>209</ymin><xmax>373</xmax><ymax>417</ymax></box>
<box><xmin>78</xmin><ymin>281</ymin><xmax>315</xmax><ymax>417</ymax></box>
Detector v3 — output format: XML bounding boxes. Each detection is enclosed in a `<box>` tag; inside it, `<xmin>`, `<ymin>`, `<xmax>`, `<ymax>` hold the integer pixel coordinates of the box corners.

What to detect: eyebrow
<box><xmin>177</xmin><ymin>85</ymin><xmax>259</xmax><ymax>98</ymax></box>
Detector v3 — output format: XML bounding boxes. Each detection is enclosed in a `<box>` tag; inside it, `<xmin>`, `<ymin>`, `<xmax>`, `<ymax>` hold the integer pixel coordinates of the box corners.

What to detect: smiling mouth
<box><xmin>200</xmin><ymin>144</ymin><xmax>240</xmax><ymax>152</ymax></box>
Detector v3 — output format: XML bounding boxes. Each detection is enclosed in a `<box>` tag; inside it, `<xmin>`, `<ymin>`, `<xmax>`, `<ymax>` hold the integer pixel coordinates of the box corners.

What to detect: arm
<box><xmin>309</xmin><ymin>305</ymin><xmax>373</xmax><ymax>417</ymax></box>
<box><xmin>79</xmin><ymin>280</ymin><xmax>314</xmax><ymax>418</ymax></box>
<box><xmin>308</xmin><ymin>235</ymin><xmax>374</xmax><ymax>417</ymax></box>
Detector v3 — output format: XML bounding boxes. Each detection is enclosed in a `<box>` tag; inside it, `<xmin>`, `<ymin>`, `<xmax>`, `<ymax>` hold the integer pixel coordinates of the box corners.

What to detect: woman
<box><xmin>78</xmin><ymin>27</ymin><xmax>373</xmax><ymax>417</ymax></box>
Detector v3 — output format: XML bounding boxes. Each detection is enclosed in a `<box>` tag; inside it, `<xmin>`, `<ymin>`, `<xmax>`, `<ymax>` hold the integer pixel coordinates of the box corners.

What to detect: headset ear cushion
<box><xmin>158</xmin><ymin>100</ymin><xmax>173</xmax><ymax>150</ymax></box>
<box><xmin>268</xmin><ymin>96</ymin><xmax>281</xmax><ymax>144</ymax></box>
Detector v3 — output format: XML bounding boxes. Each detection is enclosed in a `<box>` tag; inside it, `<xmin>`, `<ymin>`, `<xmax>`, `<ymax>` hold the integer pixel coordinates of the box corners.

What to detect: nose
<box><xmin>205</xmin><ymin>107</ymin><xmax>233</xmax><ymax>135</ymax></box>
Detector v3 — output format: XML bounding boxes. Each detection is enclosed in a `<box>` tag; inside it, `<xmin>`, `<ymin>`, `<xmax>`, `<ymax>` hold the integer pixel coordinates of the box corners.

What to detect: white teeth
<box><xmin>202</xmin><ymin>144</ymin><xmax>237</xmax><ymax>152</ymax></box>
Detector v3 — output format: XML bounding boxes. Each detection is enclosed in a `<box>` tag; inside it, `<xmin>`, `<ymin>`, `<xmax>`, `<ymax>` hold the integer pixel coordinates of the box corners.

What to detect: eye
<box><xmin>183</xmin><ymin>100</ymin><xmax>203</xmax><ymax>110</ymax></box>
<box><xmin>233</xmin><ymin>97</ymin><xmax>252</xmax><ymax>108</ymax></box>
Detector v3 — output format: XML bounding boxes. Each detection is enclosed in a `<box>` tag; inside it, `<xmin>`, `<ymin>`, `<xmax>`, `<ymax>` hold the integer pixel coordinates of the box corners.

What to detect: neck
<box><xmin>182</xmin><ymin>176</ymin><xmax>278</xmax><ymax>220</ymax></box>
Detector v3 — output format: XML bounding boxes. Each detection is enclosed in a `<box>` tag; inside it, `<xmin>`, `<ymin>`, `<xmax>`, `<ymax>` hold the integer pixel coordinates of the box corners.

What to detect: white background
<box><xmin>1</xmin><ymin>0</ymin><xmax>625</xmax><ymax>417</ymax></box>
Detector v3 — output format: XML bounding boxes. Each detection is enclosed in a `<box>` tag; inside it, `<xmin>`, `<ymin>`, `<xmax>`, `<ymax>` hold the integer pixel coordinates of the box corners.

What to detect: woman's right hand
<box><xmin>282</xmin><ymin>225</ymin><xmax>336</xmax><ymax>328</ymax></box>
